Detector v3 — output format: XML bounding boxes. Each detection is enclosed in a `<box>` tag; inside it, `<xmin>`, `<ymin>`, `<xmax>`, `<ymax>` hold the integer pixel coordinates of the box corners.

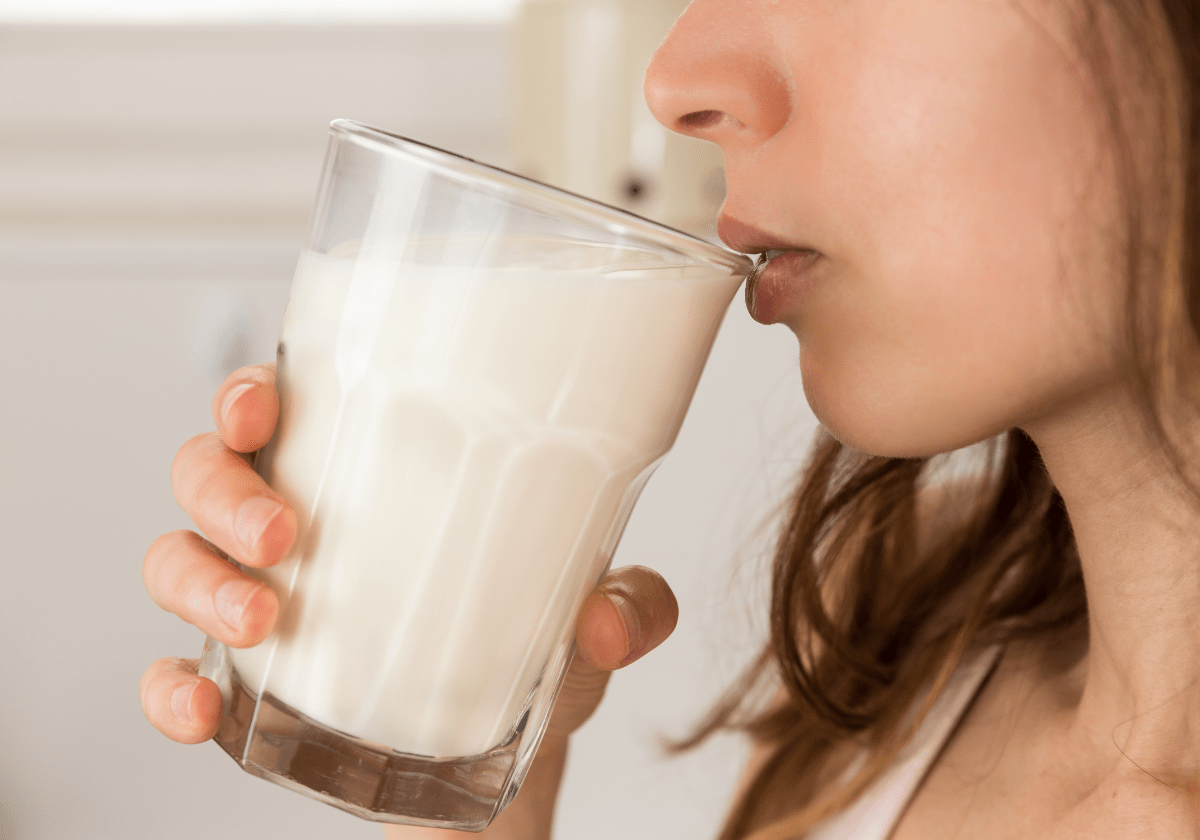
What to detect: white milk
<box><xmin>229</xmin><ymin>250</ymin><xmax>738</xmax><ymax>758</ymax></box>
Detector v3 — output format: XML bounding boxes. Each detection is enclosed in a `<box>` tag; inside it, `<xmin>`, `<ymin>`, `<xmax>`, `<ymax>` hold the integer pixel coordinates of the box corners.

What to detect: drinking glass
<box><xmin>199</xmin><ymin>119</ymin><xmax>751</xmax><ymax>830</ymax></box>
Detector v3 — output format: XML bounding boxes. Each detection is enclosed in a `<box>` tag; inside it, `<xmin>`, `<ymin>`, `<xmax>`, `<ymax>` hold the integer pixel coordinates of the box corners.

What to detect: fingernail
<box><xmin>171</xmin><ymin>682</ymin><xmax>195</xmax><ymax>723</ymax></box>
<box><xmin>221</xmin><ymin>382</ymin><xmax>255</xmax><ymax>428</ymax></box>
<box><xmin>235</xmin><ymin>496</ymin><xmax>283</xmax><ymax>555</ymax></box>
<box><xmin>611</xmin><ymin>594</ymin><xmax>643</xmax><ymax>666</ymax></box>
<box><xmin>215</xmin><ymin>578</ymin><xmax>259</xmax><ymax>631</ymax></box>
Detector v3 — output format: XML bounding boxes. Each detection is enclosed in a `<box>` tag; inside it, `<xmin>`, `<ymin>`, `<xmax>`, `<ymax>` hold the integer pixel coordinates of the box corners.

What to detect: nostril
<box><xmin>679</xmin><ymin>109</ymin><xmax>723</xmax><ymax>129</ymax></box>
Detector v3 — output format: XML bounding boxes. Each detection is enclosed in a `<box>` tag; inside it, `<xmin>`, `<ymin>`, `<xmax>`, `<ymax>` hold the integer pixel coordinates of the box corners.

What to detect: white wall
<box><xmin>0</xmin><ymin>23</ymin><xmax>817</xmax><ymax>840</ymax></box>
<box><xmin>0</xmin><ymin>24</ymin><xmax>511</xmax><ymax>240</ymax></box>
<box><xmin>0</xmin><ymin>0</ymin><xmax>522</xmax><ymax>24</ymax></box>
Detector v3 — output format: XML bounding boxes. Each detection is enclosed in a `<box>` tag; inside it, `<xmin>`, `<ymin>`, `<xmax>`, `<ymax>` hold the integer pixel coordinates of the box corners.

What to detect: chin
<box><xmin>800</xmin><ymin>358</ymin><xmax>1001</xmax><ymax>460</ymax></box>
<box><xmin>817</xmin><ymin>416</ymin><xmax>954</xmax><ymax>460</ymax></box>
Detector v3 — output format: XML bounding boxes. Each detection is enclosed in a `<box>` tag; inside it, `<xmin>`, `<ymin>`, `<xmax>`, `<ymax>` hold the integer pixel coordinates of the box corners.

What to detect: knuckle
<box><xmin>138</xmin><ymin>664</ymin><xmax>158</xmax><ymax>706</ymax></box>
<box><xmin>145</xmin><ymin>531</ymin><xmax>214</xmax><ymax>610</ymax></box>
<box><xmin>143</xmin><ymin>530</ymin><xmax>186</xmax><ymax>593</ymax></box>
<box><xmin>601</xmin><ymin>564</ymin><xmax>663</xmax><ymax>602</ymax></box>
<box><xmin>188</xmin><ymin>455</ymin><xmax>224</xmax><ymax>509</ymax></box>
<box><xmin>626</xmin><ymin>564</ymin><xmax>668</xmax><ymax>587</ymax></box>
<box><xmin>608</xmin><ymin>563</ymin><xmax>651</xmax><ymax>585</ymax></box>
<box><xmin>563</xmin><ymin>661</ymin><xmax>611</xmax><ymax>695</ymax></box>
<box><xmin>180</xmin><ymin>577</ymin><xmax>211</xmax><ymax>627</ymax></box>
<box><xmin>171</xmin><ymin>433</ymin><xmax>221</xmax><ymax>497</ymax></box>
<box><xmin>625</xmin><ymin>565</ymin><xmax>677</xmax><ymax>610</ymax></box>
<box><xmin>143</xmin><ymin>532</ymin><xmax>170</xmax><ymax>578</ymax></box>
<box><xmin>173</xmin><ymin>432</ymin><xmax>213</xmax><ymax>469</ymax></box>
<box><xmin>140</xmin><ymin>658</ymin><xmax>178</xmax><ymax>712</ymax></box>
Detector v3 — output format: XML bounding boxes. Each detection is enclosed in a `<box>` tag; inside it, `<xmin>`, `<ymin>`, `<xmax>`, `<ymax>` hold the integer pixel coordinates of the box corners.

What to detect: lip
<box><xmin>745</xmin><ymin>249</ymin><xmax>821</xmax><ymax>324</ymax></box>
<box><xmin>717</xmin><ymin>216</ymin><xmax>810</xmax><ymax>254</ymax></box>
<box><xmin>718</xmin><ymin>216</ymin><xmax>822</xmax><ymax>324</ymax></box>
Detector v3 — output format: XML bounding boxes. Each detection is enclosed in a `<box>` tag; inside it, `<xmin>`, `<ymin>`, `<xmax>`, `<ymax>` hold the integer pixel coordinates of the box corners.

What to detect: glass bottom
<box><xmin>200</xmin><ymin>639</ymin><xmax>523</xmax><ymax>830</ymax></box>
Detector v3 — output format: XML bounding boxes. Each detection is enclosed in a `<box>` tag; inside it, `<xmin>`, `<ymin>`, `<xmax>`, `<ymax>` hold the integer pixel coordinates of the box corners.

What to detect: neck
<box><xmin>1023</xmin><ymin>384</ymin><xmax>1200</xmax><ymax>787</ymax></box>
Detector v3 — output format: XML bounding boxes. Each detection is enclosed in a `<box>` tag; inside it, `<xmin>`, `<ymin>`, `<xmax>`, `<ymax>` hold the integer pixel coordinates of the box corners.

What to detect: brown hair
<box><xmin>676</xmin><ymin>1</ymin><xmax>1200</xmax><ymax>837</ymax></box>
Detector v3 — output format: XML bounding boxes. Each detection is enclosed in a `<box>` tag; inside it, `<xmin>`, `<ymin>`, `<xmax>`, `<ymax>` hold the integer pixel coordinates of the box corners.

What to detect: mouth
<box><xmin>743</xmin><ymin>251</ymin><xmax>775</xmax><ymax>316</ymax></box>
<box><xmin>745</xmin><ymin>248</ymin><xmax>820</xmax><ymax>324</ymax></box>
<box><xmin>746</xmin><ymin>249</ymin><xmax>789</xmax><ymax>283</ymax></box>
<box><xmin>716</xmin><ymin>216</ymin><xmax>822</xmax><ymax>323</ymax></box>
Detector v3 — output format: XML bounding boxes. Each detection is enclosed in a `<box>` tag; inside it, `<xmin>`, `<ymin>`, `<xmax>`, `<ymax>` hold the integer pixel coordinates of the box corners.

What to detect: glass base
<box><xmin>200</xmin><ymin>640</ymin><xmax>522</xmax><ymax>830</ymax></box>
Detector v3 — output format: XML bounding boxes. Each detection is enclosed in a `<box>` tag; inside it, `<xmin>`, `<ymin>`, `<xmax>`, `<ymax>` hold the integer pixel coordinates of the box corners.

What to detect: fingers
<box><xmin>576</xmin><ymin>565</ymin><xmax>679</xmax><ymax>671</ymax></box>
<box><xmin>542</xmin><ymin>566</ymin><xmax>678</xmax><ymax>742</ymax></box>
<box><xmin>144</xmin><ymin>530</ymin><xmax>279</xmax><ymax>647</ymax></box>
<box><xmin>210</xmin><ymin>363</ymin><xmax>278</xmax><ymax>454</ymax></box>
<box><xmin>139</xmin><ymin>657</ymin><xmax>222</xmax><ymax>744</ymax></box>
<box><xmin>171</xmin><ymin>433</ymin><xmax>296</xmax><ymax>568</ymax></box>
<box><xmin>178</xmin><ymin>364</ymin><xmax>294</xmax><ymax>568</ymax></box>
<box><xmin>142</xmin><ymin>365</ymin><xmax>282</xmax><ymax>747</ymax></box>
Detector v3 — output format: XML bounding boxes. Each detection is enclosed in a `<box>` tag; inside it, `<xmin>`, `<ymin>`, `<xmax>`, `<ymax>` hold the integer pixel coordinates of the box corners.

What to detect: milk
<box><xmin>229</xmin><ymin>250</ymin><xmax>738</xmax><ymax>759</ymax></box>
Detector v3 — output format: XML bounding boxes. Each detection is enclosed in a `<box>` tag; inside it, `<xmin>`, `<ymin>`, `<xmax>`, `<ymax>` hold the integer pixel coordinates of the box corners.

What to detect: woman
<box><xmin>140</xmin><ymin>0</ymin><xmax>1200</xmax><ymax>837</ymax></box>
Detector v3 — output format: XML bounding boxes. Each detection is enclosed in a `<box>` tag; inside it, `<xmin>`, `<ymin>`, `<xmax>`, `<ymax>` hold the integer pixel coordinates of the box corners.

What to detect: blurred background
<box><xmin>0</xmin><ymin>1</ymin><xmax>816</xmax><ymax>837</ymax></box>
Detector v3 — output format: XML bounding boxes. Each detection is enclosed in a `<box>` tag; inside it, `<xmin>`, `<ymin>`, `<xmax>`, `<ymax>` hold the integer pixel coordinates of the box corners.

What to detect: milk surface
<box><xmin>229</xmin><ymin>250</ymin><xmax>738</xmax><ymax>758</ymax></box>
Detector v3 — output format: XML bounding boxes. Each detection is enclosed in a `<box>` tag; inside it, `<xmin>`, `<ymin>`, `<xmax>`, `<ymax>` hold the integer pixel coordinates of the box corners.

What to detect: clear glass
<box><xmin>199</xmin><ymin>120</ymin><xmax>751</xmax><ymax>830</ymax></box>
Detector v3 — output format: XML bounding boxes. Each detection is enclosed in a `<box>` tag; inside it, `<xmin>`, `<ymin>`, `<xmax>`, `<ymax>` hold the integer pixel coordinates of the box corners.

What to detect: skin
<box><xmin>142</xmin><ymin>362</ymin><xmax>680</xmax><ymax>837</ymax></box>
<box><xmin>144</xmin><ymin>0</ymin><xmax>1200</xmax><ymax>836</ymax></box>
<box><xmin>645</xmin><ymin>0</ymin><xmax>1200</xmax><ymax>836</ymax></box>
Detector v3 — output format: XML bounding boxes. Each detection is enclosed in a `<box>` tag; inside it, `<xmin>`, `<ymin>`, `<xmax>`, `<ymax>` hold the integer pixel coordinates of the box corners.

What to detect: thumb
<box><xmin>576</xmin><ymin>565</ymin><xmax>679</xmax><ymax>671</ymax></box>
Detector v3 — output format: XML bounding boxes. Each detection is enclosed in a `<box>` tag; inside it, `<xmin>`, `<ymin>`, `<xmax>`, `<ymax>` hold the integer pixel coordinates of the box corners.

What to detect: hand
<box><xmin>141</xmin><ymin>362</ymin><xmax>291</xmax><ymax>743</ymax></box>
<box><xmin>140</xmin><ymin>364</ymin><xmax>679</xmax><ymax>836</ymax></box>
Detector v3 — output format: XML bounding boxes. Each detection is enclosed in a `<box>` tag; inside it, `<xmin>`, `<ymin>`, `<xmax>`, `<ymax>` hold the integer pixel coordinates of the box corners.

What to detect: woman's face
<box><xmin>645</xmin><ymin>0</ymin><xmax>1128</xmax><ymax>457</ymax></box>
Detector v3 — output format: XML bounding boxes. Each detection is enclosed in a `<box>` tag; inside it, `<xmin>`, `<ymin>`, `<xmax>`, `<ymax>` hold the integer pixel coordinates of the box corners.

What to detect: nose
<box><xmin>643</xmin><ymin>0</ymin><xmax>791</xmax><ymax>151</ymax></box>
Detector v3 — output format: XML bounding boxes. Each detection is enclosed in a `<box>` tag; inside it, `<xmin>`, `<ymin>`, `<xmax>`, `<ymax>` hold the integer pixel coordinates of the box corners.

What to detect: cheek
<box><xmin>797</xmin><ymin>286</ymin><xmax>1050</xmax><ymax>457</ymax></box>
<box><xmin>786</xmin><ymin>2</ymin><xmax>1123</xmax><ymax>457</ymax></box>
<box><xmin>795</xmin><ymin>237</ymin><xmax>1122</xmax><ymax>458</ymax></box>
<box><xmin>791</xmin><ymin>124</ymin><xmax>1121</xmax><ymax>458</ymax></box>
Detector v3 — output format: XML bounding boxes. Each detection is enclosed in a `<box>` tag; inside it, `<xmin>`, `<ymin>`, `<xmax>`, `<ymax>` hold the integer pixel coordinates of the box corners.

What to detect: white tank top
<box><xmin>806</xmin><ymin>645</ymin><xmax>1002</xmax><ymax>840</ymax></box>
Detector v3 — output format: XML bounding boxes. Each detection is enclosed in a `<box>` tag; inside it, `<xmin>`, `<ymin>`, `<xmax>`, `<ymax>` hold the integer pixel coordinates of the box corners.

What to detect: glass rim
<box><xmin>329</xmin><ymin>119</ymin><xmax>753</xmax><ymax>276</ymax></box>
